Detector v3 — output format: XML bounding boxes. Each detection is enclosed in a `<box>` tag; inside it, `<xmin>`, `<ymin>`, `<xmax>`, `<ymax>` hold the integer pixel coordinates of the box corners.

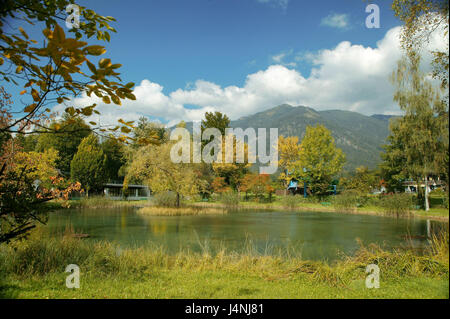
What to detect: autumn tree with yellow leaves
<box><xmin>278</xmin><ymin>125</ymin><xmax>345</xmax><ymax>194</ymax></box>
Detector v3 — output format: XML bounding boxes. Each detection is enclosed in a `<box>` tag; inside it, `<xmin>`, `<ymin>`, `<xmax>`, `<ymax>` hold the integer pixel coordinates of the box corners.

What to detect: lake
<box><xmin>45</xmin><ymin>207</ymin><xmax>442</xmax><ymax>261</ymax></box>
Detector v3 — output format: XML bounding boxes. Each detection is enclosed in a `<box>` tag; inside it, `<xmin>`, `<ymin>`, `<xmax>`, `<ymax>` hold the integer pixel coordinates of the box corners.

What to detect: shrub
<box><xmin>152</xmin><ymin>192</ymin><xmax>179</xmax><ymax>207</ymax></box>
<box><xmin>380</xmin><ymin>193</ymin><xmax>413</xmax><ymax>217</ymax></box>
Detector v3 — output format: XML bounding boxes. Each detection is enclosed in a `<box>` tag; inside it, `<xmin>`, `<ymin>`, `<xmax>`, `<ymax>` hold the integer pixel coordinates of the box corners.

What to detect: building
<box><xmin>103</xmin><ymin>183</ymin><xmax>150</xmax><ymax>200</ymax></box>
<box><xmin>403</xmin><ymin>178</ymin><xmax>444</xmax><ymax>193</ymax></box>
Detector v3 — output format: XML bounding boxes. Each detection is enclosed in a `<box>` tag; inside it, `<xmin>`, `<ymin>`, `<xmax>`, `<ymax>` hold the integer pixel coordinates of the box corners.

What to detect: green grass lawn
<box><xmin>1</xmin><ymin>270</ymin><xmax>448</xmax><ymax>299</ymax></box>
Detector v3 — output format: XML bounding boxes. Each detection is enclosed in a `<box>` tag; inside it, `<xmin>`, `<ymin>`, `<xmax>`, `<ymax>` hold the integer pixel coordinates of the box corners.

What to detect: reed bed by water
<box><xmin>71</xmin><ymin>196</ymin><xmax>151</xmax><ymax>209</ymax></box>
<box><xmin>0</xmin><ymin>226</ymin><xmax>447</xmax><ymax>282</ymax></box>
<box><xmin>0</xmin><ymin>226</ymin><xmax>448</xmax><ymax>298</ymax></box>
<box><xmin>137</xmin><ymin>206</ymin><xmax>227</xmax><ymax>216</ymax></box>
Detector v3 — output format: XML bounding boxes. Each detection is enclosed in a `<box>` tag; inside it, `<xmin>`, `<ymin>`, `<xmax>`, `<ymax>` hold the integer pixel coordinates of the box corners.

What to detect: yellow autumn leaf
<box><xmin>53</xmin><ymin>24</ymin><xmax>65</xmax><ymax>43</ymax></box>
<box><xmin>111</xmin><ymin>94</ymin><xmax>121</xmax><ymax>105</ymax></box>
<box><xmin>19</xmin><ymin>27</ymin><xmax>29</xmax><ymax>39</ymax></box>
<box><xmin>102</xmin><ymin>96</ymin><xmax>111</xmax><ymax>104</ymax></box>
<box><xmin>99</xmin><ymin>58</ymin><xmax>111</xmax><ymax>68</ymax></box>
<box><xmin>85</xmin><ymin>45</ymin><xmax>106</xmax><ymax>56</ymax></box>
<box><xmin>24</xmin><ymin>104</ymin><xmax>37</xmax><ymax>112</ymax></box>
<box><xmin>31</xmin><ymin>89</ymin><xmax>40</xmax><ymax>102</ymax></box>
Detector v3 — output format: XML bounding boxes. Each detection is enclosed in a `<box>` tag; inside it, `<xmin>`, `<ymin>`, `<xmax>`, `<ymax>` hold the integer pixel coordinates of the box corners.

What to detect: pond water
<box><xmin>45</xmin><ymin>208</ymin><xmax>443</xmax><ymax>261</ymax></box>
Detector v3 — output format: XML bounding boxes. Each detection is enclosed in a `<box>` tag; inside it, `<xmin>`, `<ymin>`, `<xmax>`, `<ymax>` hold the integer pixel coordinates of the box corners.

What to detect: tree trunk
<box><xmin>424</xmin><ymin>176</ymin><xmax>430</xmax><ymax>211</ymax></box>
<box><xmin>176</xmin><ymin>193</ymin><xmax>180</xmax><ymax>208</ymax></box>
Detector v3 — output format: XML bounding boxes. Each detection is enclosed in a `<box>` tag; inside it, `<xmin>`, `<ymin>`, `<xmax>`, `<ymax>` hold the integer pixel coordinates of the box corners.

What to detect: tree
<box><xmin>0</xmin><ymin>143</ymin><xmax>81</xmax><ymax>244</ymax></box>
<box><xmin>101</xmin><ymin>137</ymin><xmax>126</xmax><ymax>181</ymax></box>
<box><xmin>36</xmin><ymin>114</ymin><xmax>91</xmax><ymax>173</ymax></box>
<box><xmin>132</xmin><ymin>116</ymin><xmax>167</xmax><ymax>147</ymax></box>
<box><xmin>392</xmin><ymin>0</ymin><xmax>449</xmax><ymax>89</ymax></box>
<box><xmin>70</xmin><ymin>134</ymin><xmax>107</xmax><ymax>195</ymax></box>
<box><xmin>340</xmin><ymin>166</ymin><xmax>379</xmax><ymax>194</ymax></box>
<box><xmin>380</xmin><ymin>121</ymin><xmax>409</xmax><ymax>192</ymax></box>
<box><xmin>14</xmin><ymin>133</ymin><xmax>39</xmax><ymax>153</ymax></box>
<box><xmin>251</xmin><ymin>174</ymin><xmax>273</xmax><ymax>202</ymax></box>
<box><xmin>293</xmin><ymin>125</ymin><xmax>345</xmax><ymax>194</ymax></box>
<box><xmin>240</xmin><ymin>173</ymin><xmax>255</xmax><ymax>200</ymax></box>
<box><xmin>239</xmin><ymin>173</ymin><xmax>275</xmax><ymax>201</ymax></box>
<box><xmin>211</xmin><ymin>176</ymin><xmax>230</xmax><ymax>194</ymax></box>
<box><xmin>125</xmin><ymin>143</ymin><xmax>204</xmax><ymax>207</ymax></box>
<box><xmin>387</xmin><ymin>53</ymin><xmax>448</xmax><ymax>210</ymax></box>
<box><xmin>211</xmin><ymin>134</ymin><xmax>251</xmax><ymax>191</ymax></box>
<box><xmin>13</xmin><ymin>149</ymin><xmax>59</xmax><ymax>189</ymax></box>
<box><xmin>0</xmin><ymin>87</ymin><xmax>12</xmax><ymax>155</ymax></box>
<box><xmin>0</xmin><ymin>1</ymin><xmax>136</xmax><ymax>137</ymax></box>
<box><xmin>0</xmin><ymin>164</ymin><xmax>77</xmax><ymax>243</ymax></box>
<box><xmin>199</xmin><ymin>111</ymin><xmax>250</xmax><ymax>190</ymax></box>
<box><xmin>201</xmin><ymin>111</ymin><xmax>230</xmax><ymax>136</ymax></box>
<box><xmin>277</xmin><ymin>135</ymin><xmax>301</xmax><ymax>187</ymax></box>
<box><xmin>0</xmin><ymin>1</ymin><xmax>133</xmax><ymax>243</ymax></box>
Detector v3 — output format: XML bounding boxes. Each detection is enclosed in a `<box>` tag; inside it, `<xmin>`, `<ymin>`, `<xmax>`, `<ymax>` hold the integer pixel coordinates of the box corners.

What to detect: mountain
<box><xmin>176</xmin><ymin>104</ymin><xmax>392</xmax><ymax>172</ymax></box>
<box><xmin>231</xmin><ymin>104</ymin><xmax>390</xmax><ymax>171</ymax></box>
<box><xmin>370</xmin><ymin>114</ymin><xmax>398</xmax><ymax>122</ymax></box>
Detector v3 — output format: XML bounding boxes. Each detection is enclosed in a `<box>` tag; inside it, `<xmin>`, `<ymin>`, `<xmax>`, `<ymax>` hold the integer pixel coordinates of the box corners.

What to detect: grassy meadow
<box><xmin>0</xmin><ymin>226</ymin><xmax>448</xmax><ymax>299</ymax></box>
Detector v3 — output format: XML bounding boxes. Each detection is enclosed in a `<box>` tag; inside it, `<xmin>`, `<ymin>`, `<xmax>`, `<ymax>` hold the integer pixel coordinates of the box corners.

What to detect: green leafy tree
<box><xmin>132</xmin><ymin>116</ymin><xmax>167</xmax><ymax>147</ymax></box>
<box><xmin>125</xmin><ymin>143</ymin><xmax>205</xmax><ymax>207</ymax></box>
<box><xmin>36</xmin><ymin>115</ymin><xmax>91</xmax><ymax>173</ymax></box>
<box><xmin>101</xmin><ymin>137</ymin><xmax>126</xmax><ymax>182</ymax></box>
<box><xmin>201</xmin><ymin>111</ymin><xmax>230</xmax><ymax>136</ymax></box>
<box><xmin>293</xmin><ymin>125</ymin><xmax>345</xmax><ymax>194</ymax></box>
<box><xmin>70</xmin><ymin>134</ymin><xmax>107</xmax><ymax>195</ymax></box>
<box><xmin>387</xmin><ymin>53</ymin><xmax>448</xmax><ymax>210</ymax></box>
<box><xmin>341</xmin><ymin>166</ymin><xmax>380</xmax><ymax>194</ymax></box>
<box><xmin>380</xmin><ymin>121</ymin><xmax>408</xmax><ymax>192</ymax></box>
<box><xmin>392</xmin><ymin>0</ymin><xmax>449</xmax><ymax>89</ymax></box>
<box><xmin>14</xmin><ymin>133</ymin><xmax>39</xmax><ymax>152</ymax></box>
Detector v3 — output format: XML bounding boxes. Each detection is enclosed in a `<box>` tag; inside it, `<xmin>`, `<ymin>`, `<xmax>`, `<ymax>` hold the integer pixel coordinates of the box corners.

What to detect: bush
<box><xmin>380</xmin><ymin>193</ymin><xmax>413</xmax><ymax>217</ymax></box>
<box><xmin>333</xmin><ymin>191</ymin><xmax>359</xmax><ymax>212</ymax></box>
<box><xmin>220</xmin><ymin>191</ymin><xmax>240</xmax><ymax>207</ymax></box>
<box><xmin>152</xmin><ymin>192</ymin><xmax>179</xmax><ymax>207</ymax></box>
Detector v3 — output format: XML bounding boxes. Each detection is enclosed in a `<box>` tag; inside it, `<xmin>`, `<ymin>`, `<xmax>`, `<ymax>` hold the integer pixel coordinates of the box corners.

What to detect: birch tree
<box><xmin>389</xmin><ymin>53</ymin><xmax>448</xmax><ymax>210</ymax></box>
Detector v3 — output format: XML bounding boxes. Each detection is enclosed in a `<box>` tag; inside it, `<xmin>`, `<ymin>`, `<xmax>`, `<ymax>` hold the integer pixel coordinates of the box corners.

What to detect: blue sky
<box><xmin>3</xmin><ymin>0</ymin><xmax>446</xmax><ymax>125</ymax></box>
<box><xmin>77</xmin><ymin>0</ymin><xmax>400</xmax><ymax>92</ymax></box>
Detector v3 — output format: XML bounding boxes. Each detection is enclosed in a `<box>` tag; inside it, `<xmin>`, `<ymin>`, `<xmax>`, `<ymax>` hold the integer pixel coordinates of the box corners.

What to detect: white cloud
<box><xmin>55</xmin><ymin>26</ymin><xmax>446</xmax><ymax>127</ymax></box>
<box><xmin>320</xmin><ymin>13</ymin><xmax>350</xmax><ymax>29</ymax></box>
<box><xmin>271</xmin><ymin>49</ymin><xmax>297</xmax><ymax>67</ymax></box>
